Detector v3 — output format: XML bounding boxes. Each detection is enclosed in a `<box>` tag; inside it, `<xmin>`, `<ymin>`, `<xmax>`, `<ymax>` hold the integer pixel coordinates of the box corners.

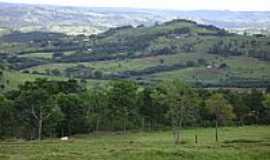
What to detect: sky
<box><xmin>0</xmin><ymin>0</ymin><xmax>270</xmax><ymax>11</ymax></box>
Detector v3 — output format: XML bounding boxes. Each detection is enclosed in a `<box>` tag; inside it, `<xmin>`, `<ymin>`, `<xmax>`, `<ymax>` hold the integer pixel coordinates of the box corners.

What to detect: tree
<box><xmin>80</xmin><ymin>88</ymin><xmax>108</xmax><ymax>132</ymax></box>
<box><xmin>53</xmin><ymin>51</ymin><xmax>64</xmax><ymax>59</ymax></box>
<box><xmin>262</xmin><ymin>94</ymin><xmax>270</xmax><ymax>124</ymax></box>
<box><xmin>197</xmin><ymin>58</ymin><xmax>208</xmax><ymax>66</ymax></box>
<box><xmin>186</xmin><ymin>60</ymin><xmax>196</xmax><ymax>67</ymax></box>
<box><xmin>107</xmin><ymin>80</ymin><xmax>138</xmax><ymax>133</ymax></box>
<box><xmin>159</xmin><ymin>58</ymin><xmax>165</xmax><ymax>64</ymax></box>
<box><xmin>56</xmin><ymin>93</ymin><xmax>88</xmax><ymax>136</ymax></box>
<box><xmin>0</xmin><ymin>95</ymin><xmax>15</xmax><ymax>138</ymax></box>
<box><xmin>266</xmin><ymin>86</ymin><xmax>270</xmax><ymax>94</ymax></box>
<box><xmin>244</xmin><ymin>89</ymin><xmax>264</xmax><ymax>124</ymax></box>
<box><xmin>15</xmin><ymin>88</ymin><xmax>62</xmax><ymax>140</ymax></box>
<box><xmin>0</xmin><ymin>70</ymin><xmax>3</xmax><ymax>81</ymax></box>
<box><xmin>152</xmin><ymin>80</ymin><xmax>199</xmax><ymax>144</ymax></box>
<box><xmin>206</xmin><ymin>94</ymin><xmax>235</xmax><ymax>142</ymax></box>
<box><xmin>0</xmin><ymin>70</ymin><xmax>4</xmax><ymax>92</ymax></box>
<box><xmin>10</xmin><ymin>79</ymin><xmax>81</xmax><ymax>140</ymax></box>
<box><xmin>138</xmin><ymin>87</ymin><xmax>169</xmax><ymax>131</ymax></box>
<box><xmin>227</xmin><ymin>93</ymin><xmax>249</xmax><ymax>125</ymax></box>
<box><xmin>93</xmin><ymin>70</ymin><xmax>103</xmax><ymax>79</ymax></box>
<box><xmin>51</xmin><ymin>69</ymin><xmax>61</xmax><ymax>76</ymax></box>
<box><xmin>263</xmin><ymin>94</ymin><xmax>270</xmax><ymax>109</ymax></box>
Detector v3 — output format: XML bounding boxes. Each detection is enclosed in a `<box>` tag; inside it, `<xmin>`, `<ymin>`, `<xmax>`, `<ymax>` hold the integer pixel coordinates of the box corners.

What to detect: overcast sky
<box><xmin>1</xmin><ymin>0</ymin><xmax>270</xmax><ymax>11</ymax></box>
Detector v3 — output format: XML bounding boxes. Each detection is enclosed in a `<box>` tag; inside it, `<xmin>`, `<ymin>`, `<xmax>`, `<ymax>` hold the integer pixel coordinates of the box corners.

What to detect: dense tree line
<box><xmin>0</xmin><ymin>79</ymin><xmax>270</xmax><ymax>143</ymax></box>
<box><xmin>208</xmin><ymin>39</ymin><xmax>270</xmax><ymax>60</ymax></box>
<box><xmin>36</xmin><ymin>62</ymin><xmax>192</xmax><ymax>80</ymax></box>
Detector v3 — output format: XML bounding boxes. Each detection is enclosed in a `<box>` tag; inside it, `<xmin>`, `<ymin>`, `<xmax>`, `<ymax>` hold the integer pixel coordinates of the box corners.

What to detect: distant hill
<box><xmin>1</xmin><ymin>19</ymin><xmax>270</xmax><ymax>89</ymax></box>
<box><xmin>1</xmin><ymin>2</ymin><xmax>270</xmax><ymax>35</ymax></box>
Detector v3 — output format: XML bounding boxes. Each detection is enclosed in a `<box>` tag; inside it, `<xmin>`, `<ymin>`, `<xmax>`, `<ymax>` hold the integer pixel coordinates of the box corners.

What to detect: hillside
<box><xmin>1</xmin><ymin>2</ymin><xmax>270</xmax><ymax>35</ymax></box>
<box><xmin>1</xmin><ymin>19</ymin><xmax>270</xmax><ymax>90</ymax></box>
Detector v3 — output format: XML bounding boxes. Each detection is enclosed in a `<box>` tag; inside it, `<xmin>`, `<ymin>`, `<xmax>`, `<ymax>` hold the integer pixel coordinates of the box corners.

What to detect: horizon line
<box><xmin>1</xmin><ymin>1</ymin><xmax>270</xmax><ymax>12</ymax></box>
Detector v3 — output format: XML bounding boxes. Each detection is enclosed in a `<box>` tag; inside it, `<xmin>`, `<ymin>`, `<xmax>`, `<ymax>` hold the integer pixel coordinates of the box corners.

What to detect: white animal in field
<box><xmin>60</xmin><ymin>136</ymin><xmax>69</xmax><ymax>141</ymax></box>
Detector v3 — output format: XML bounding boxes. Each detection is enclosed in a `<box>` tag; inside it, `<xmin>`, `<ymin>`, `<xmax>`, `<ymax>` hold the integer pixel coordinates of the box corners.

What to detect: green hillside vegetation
<box><xmin>25</xmin><ymin>53</ymin><xmax>270</xmax><ymax>84</ymax></box>
<box><xmin>1</xmin><ymin>19</ymin><xmax>270</xmax><ymax>89</ymax></box>
<box><xmin>25</xmin><ymin>53</ymin><xmax>213</xmax><ymax>73</ymax></box>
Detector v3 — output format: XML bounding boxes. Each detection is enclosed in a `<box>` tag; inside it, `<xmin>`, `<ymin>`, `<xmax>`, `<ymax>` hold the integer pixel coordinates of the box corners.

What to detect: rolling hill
<box><xmin>1</xmin><ymin>18</ymin><xmax>270</xmax><ymax>90</ymax></box>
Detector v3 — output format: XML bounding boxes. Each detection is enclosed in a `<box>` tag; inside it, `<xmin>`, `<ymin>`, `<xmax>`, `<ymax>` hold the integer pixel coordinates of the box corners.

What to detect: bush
<box><xmin>186</xmin><ymin>60</ymin><xmax>196</xmax><ymax>67</ymax></box>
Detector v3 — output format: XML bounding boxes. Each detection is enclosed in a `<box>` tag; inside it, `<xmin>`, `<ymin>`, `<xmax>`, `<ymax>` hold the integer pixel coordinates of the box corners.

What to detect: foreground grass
<box><xmin>0</xmin><ymin>126</ymin><xmax>269</xmax><ymax>160</ymax></box>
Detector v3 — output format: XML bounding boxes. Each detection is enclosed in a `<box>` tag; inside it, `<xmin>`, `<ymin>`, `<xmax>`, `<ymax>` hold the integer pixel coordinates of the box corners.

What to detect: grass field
<box><xmin>2</xmin><ymin>70</ymin><xmax>105</xmax><ymax>90</ymax></box>
<box><xmin>24</xmin><ymin>52</ymin><xmax>270</xmax><ymax>83</ymax></box>
<box><xmin>18</xmin><ymin>51</ymin><xmax>76</xmax><ymax>60</ymax></box>
<box><xmin>146</xmin><ymin>56</ymin><xmax>270</xmax><ymax>82</ymax></box>
<box><xmin>2</xmin><ymin>52</ymin><xmax>270</xmax><ymax>91</ymax></box>
<box><xmin>18</xmin><ymin>52</ymin><xmax>54</xmax><ymax>59</ymax></box>
<box><xmin>25</xmin><ymin>52</ymin><xmax>214</xmax><ymax>73</ymax></box>
<box><xmin>0</xmin><ymin>126</ymin><xmax>269</xmax><ymax>160</ymax></box>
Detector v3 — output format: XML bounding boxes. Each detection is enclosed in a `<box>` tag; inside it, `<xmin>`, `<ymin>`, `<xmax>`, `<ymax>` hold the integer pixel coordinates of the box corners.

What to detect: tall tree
<box><xmin>206</xmin><ymin>93</ymin><xmax>235</xmax><ymax>142</ymax></box>
<box><xmin>11</xmin><ymin>79</ymin><xmax>81</xmax><ymax>140</ymax></box>
<box><xmin>15</xmin><ymin>88</ymin><xmax>61</xmax><ymax>140</ymax></box>
<box><xmin>138</xmin><ymin>87</ymin><xmax>169</xmax><ymax>131</ymax></box>
<box><xmin>56</xmin><ymin>93</ymin><xmax>88</xmax><ymax>136</ymax></box>
<box><xmin>244</xmin><ymin>89</ymin><xmax>264</xmax><ymax>124</ymax></box>
<box><xmin>107</xmin><ymin>80</ymin><xmax>138</xmax><ymax>132</ymax></box>
<box><xmin>81</xmin><ymin>88</ymin><xmax>108</xmax><ymax>132</ymax></box>
<box><xmin>0</xmin><ymin>95</ymin><xmax>15</xmax><ymax>138</ymax></box>
<box><xmin>225</xmin><ymin>92</ymin><xmax>250</xmax><ymax>125</ymax></box>
<box><xmin>152</xmin><ymin>80</ymin><xmax>199</xmax><ymax>144</ymax></box>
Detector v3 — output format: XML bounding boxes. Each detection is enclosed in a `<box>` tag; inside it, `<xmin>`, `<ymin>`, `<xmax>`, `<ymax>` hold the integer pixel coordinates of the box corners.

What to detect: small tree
<box><xmin>93</xmin><ymin>70</ymin><xmax>103</xmax><ymax>79</ymax></box>
<box><xmin>206</xmin><ymin>94</ymin><xmax>235</xmax><ymax>142</ymax></box>
<box><xmin>263</xmin><ymin>94</ymin><xmax>270</xmax><ymax>109</ymax></box>
<box><xmin>263</xmin><ymin>94</ymin><xmax>270</xmax><ymax>123</ymax></box>
<box><xmin>0</xmin><ymin>70</ymin><xmax>4</xmax><ymax>92</ymax></box>
<box><xmin>197</xmin><ymin>58</ymin><xmax>208</xmax><ymax>66</ymax></box>
<box><xmin>186</xmin><ymin>60</ymin><xmax>196</xmax><ymax>67</ymax></box>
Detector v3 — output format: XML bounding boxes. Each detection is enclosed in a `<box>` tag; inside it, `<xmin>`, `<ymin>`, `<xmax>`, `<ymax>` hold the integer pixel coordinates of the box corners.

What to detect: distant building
<box><xmin>87</xmin><ymin>48</ymin><xmax>93</xmax><ymax>52</ymax></box>
<box><xmin>207</xmin><ymin>65</ymin><xmax>213</xmax><ymax>69</ymax></box>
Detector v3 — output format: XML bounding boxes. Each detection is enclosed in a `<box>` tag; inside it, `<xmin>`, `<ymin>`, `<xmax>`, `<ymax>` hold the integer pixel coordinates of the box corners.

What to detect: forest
<box><xmin>0</xmin><ymin>78</ymin><xmax>269</xmax><ymax>144</ymax></box>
